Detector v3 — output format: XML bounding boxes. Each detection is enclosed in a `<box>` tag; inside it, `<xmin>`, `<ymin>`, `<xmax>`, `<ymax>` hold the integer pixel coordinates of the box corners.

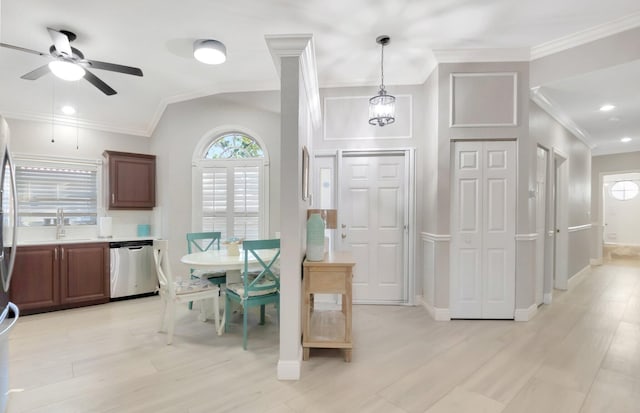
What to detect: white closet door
<box><xmin>451</xmin><ymin>141</ymin><xmax>516</xmax><ymax>319</ymax></box>
<box><xmin>451</xmin><ymin>142</ymin><xmax>484</xmax><ymax>318</ymax></box>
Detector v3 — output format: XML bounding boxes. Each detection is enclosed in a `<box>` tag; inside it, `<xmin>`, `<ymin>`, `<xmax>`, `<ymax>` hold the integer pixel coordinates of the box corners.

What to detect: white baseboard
<box><xmin>590</xmin><ymin>258</ymin><xmax>603</xmax><ymax>266</ymax></box>
<box><xmin>514</xmin><ymin>304</ymin><xmax>538</xmax><ymax>322</ymax></box>
<box><xmin>277</xmin><ymin>359</ymin><xmax>301</xmax><ymax>381</ymax></box>
<box><xmin>434</xmin><ymin>307</ymin><xmax>451</xmax><ymax>321</ymax></box>
<box><xmin>568</xmin><ymin>264</ymin><xmax>591</xmax><ymax>290</ymax></box>
<box><xmin>418</xmin><ymin>296</ymin><xmax>451</xmax><ymax>321</ymax></box>
<box><xmin>543</xmin><ymin>292</ymin><xmax>553</xmax><ymax>305</ymax></box>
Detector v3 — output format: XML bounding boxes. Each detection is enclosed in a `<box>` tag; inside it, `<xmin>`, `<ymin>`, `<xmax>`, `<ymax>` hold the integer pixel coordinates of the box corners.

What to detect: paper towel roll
<box><xmin>98</xmin><ymin>217</ymin><xmax>112</xmax><ymax>238</ymax></box>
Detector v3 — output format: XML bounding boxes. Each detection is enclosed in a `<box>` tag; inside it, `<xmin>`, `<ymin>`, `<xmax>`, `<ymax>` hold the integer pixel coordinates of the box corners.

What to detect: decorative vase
<box><xmin>306</xmin><ymin>213</ymin><xmax>325</xmax><ymax>261</ymax></box>
<box><xmin>226</xmin><ymin>243</ymin><xmax>240</xmax><ymax>256</ymax></box>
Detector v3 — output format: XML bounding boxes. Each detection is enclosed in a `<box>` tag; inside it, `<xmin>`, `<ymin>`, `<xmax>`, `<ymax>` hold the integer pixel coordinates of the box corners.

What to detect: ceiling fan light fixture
<box><xmin>193</xmin><ymin>39</ymin><xmax>226</xmax><ymax>65</ymax></box>
<box><xmin>621</xmin><ymin>137</ymin><xmax>632</xmax><ymax>143</ymax></box>
<box><xmin>48</xmin><ymin>60</ymin><xmax>85</xmax><ymax>81</ymax></box>
<box><xmin>599</xmin><ymin>104</ymin><xmax>615</xmax><ymax>112</ymax></box>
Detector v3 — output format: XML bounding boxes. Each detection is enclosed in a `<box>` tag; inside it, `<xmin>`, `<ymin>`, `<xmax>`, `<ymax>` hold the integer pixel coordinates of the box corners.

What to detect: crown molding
<box><xmin>530</xmin><ymin>87</ymin><xmax>595</xmax><ymax>149</ymax></box>
<box><xmin>432</xmin><ymin>48</ymin><xmax>530</xmax><ymax>63</ymax></box>
<box><xmin>2</xmin><ymin>110</ymin><xmax>150</xmax><ymax>137</ymax></box>
<box><xmin>265</xmin><ymin>34</ymin><xmax>322</xmax><ymax>130</ymax></box>
<box><xmin>531</xmin><ymin>12</ymin><xmax>640</xmax><ymax>60</ymax></box>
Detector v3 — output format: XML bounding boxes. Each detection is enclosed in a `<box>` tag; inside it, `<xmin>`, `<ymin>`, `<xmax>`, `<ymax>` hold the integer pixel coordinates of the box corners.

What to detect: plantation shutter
<box><xmin>201</xmin><ymin>163</ymin><xmax>261</xmax><ymax>240</ymax></box>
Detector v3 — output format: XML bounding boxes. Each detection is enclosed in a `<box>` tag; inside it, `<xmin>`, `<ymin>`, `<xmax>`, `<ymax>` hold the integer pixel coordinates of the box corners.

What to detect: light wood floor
<box><xmin>5</xmin><ymin>259</ymin><xmax>640</xmax><ymax>412</ymax></box>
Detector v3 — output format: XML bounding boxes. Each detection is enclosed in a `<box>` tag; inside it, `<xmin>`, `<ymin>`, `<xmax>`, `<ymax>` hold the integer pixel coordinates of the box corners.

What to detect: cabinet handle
<box><xmin>112</xmin><ymin>193</ymin><xmax>115</xmax><ymax>204</ymax></box>
<box><xmin>61</xmin><ymin>247</ymin><xmax>64</xmax><ymax>260</ymax></box>
<box><xmin>54</xmin><ymin>247</ymin><xmax>58</xmax><ymax>261</ymax></box>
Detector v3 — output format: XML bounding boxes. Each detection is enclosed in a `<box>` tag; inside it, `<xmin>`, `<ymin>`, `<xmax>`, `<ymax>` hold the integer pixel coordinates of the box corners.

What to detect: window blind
<box><xmin>15</xmin><ymin>163</ymin><xmax>98</xmax><ymax>227</ymax></box>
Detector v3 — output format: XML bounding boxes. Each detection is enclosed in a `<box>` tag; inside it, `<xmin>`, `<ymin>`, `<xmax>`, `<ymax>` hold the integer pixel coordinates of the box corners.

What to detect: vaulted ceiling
<box><xmin>1</xmin><ymin>0</ymin><xmax>639</xmax><ymax>154</ymax></box>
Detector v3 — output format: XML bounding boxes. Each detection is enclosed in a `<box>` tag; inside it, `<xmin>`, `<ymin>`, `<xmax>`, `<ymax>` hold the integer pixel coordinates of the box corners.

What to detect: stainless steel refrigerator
<box><xmin>0</xmin><ymin>114</ymin><xmax>19</xmax><ymax>413</ymax></box>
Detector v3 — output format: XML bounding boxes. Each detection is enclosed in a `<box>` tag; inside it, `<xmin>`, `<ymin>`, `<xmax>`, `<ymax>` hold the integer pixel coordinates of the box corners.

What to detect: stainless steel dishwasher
<box><xmin>109</xmin><ymin>240</ymin><xmax>157</xmax><ymax>299</ymax></box>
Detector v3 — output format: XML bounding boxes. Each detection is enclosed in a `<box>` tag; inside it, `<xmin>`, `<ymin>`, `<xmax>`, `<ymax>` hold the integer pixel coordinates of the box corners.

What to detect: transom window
<box><xmin>204</xmin><ymin>133</ymin><xmax>264</xmax><ymax>159</ymax></box>
<box><xmin>197</xmin><ymin>132</ymin><xmax>267</xmax><ymax>241</ymax></box>
<box><xmin>610</xmin><ymin>180</ymin><xmax>639</xmax><ymax>201</ymax></box>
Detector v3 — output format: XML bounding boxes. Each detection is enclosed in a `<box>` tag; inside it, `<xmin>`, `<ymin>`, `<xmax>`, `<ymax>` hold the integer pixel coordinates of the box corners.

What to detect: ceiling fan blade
<box><xmin>47</xmin><ymin>27</ymin><xmax>72</xmax><ymax>57</ymax></box>
<box><xmin>87</xmin><ymin>60</ymin><xmax>143</xmax><ymax>76</ymax></box>
<box><xmin>0</xmin><ymin>42</ymin><xmax>47</xmax><ymax>56</ymax></box>
<box><xmin>21</xmin><ymin>64</ymin><xmax>51</xmax><ymax>80</ymax></box>
<box><xmin>84</xmin><ymin>69</ymin><xmax>117</xmax><ymax>96</ymax></box>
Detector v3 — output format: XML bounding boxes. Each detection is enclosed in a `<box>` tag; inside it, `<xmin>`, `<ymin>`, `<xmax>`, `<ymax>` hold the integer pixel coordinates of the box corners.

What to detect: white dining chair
<box><xmin>152</xmin><ymin>239</ymin><xmax>221</xmax><ymax>344</ymax></box>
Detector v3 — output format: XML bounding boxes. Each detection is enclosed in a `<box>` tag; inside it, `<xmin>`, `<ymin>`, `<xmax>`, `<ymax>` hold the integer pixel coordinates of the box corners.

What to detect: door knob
<box><xmin>341</xmin><ymin>233</ymin><xmax>347</xmax><ymax>239</ymax></box>
<box><xmin>341</xmin><ymin>224</ymin><xmax>346</xmax><ymax>229</ymax></box>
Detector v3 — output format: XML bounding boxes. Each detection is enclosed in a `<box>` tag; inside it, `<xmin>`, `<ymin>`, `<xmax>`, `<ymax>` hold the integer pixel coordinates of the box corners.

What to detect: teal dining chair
<box><xmin>186</xmin><ymin>232</ymin><xmax>226</xmax><ymax>310</ymax></box>
<box><xmin>225</xmin><ymin>239</ymin><xmax>280</xmax><ymax>350</ymax></box>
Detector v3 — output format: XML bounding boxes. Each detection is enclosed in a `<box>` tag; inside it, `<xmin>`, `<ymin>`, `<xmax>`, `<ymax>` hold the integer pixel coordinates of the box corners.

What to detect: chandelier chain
<box><xmin>380</xmin><ymin>43</ymin><xmax>385</xmax><ymax>91</ymax></box>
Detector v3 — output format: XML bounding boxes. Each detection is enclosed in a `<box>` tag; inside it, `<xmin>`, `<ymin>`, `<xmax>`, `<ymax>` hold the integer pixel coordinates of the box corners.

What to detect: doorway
<box><xmin>552</xmin><ymin>149</ymin><xmax>569</xmax><ymax>290</ymax></box>
<box><xmin>535</xmin><ymin>146</ymin><xmax>549</xmax><ymax>306</ymax></box>
<box><xmin>338</xmin><ymin>150</ymin><xmax>411</xmax><ymax>304</ymax></box>
<box><xmin>601</xmin><ymin>172</ymin><xmax>640</xmax><ymax>261</ymax></box>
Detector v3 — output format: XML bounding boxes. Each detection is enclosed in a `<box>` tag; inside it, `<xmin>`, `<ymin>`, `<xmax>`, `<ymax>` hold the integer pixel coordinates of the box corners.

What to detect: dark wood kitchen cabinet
<box><xmin>104</xmin><ymin>150</ymin><xmax>156</xmax><ymax>210</ymax></box>
<box><xmin>9</xmin><ymin>245</ymin><xmax>59</xmax><ymax>313</ymax></box>
<box><xmin>9</xmin><ymin>242</ymin><xmax>110</xmax><ymax>315</ymax></box>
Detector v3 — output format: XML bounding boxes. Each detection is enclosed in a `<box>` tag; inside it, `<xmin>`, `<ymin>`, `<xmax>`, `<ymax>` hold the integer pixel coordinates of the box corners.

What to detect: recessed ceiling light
<box><xmin>600</xmin><ymin>104</ymin><xmax>615</xmax><ymax>112</ymax></box>
<box><xmin>193</xmin><ymin>39</ymin><xmax>226</xmax><ymax>65</ymax></box>
<box><xmin>61</xmin><ymin>105</ymin><xmax>76</xmax><ymax>115</ymax></box>
<box><xmin>621</xmin><ymin>137</ymin><xmax>632</xmax><ymax>143</ymax></box>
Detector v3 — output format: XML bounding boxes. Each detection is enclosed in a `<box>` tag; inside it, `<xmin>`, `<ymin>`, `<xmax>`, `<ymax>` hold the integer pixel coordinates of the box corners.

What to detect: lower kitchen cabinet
<box><xmin>10</xmin><ymin>242</ymin><xmax>110</xmax><ymax>315</ymax></box>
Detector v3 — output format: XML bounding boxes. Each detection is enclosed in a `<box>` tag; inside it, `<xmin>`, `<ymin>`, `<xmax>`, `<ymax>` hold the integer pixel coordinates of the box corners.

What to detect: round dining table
<box><xmin>180</xmin><ymin>248</ymin><xmax>278</xmax><ymax>273</ymax></box>
<box><xmin>180</xmin><ymin>248</ymin><xmax>279</xmax><ymax>335</ymax></box>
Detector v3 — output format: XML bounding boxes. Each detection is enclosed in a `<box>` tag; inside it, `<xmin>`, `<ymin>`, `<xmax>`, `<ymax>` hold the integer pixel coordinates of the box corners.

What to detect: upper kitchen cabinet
<box><xmin>104</xmin><ymin>151</ymin><xmax>156</xmax><ymax>210</ymax></box>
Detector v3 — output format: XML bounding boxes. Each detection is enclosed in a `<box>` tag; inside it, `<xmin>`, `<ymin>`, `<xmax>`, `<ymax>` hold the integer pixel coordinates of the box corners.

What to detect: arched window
<box><xmin>197</xmin><ymin>132</ymin><xmax>267</xmax><ymax>241</ymax></box>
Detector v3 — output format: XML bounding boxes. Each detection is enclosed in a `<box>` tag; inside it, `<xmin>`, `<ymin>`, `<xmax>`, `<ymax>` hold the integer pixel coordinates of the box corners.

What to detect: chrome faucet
<box><xmin>56</xmin><ymin>208</ymin><xmax>66</xmax><ymax>239</ymax></box>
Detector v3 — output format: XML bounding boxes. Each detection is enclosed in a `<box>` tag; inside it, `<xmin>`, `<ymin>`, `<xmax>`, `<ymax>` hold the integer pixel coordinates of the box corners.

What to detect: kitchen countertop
<box><xmin>17</xmin><ymin>236</ymin><xmax>157</xmax><ymax>246</ymax></box>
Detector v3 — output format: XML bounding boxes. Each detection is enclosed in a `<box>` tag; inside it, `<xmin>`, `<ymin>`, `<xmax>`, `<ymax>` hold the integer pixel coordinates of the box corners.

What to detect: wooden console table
<box><xmin>302</xmin><ymin>251</ymin><xmax>355</xmax><ymax>362</ymax></box>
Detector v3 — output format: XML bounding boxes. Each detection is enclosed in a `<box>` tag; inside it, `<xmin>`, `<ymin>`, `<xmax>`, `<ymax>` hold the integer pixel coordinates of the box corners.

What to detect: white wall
<box><xmin>150</xmin><ymin>91</ymin><xmax>281</xmax><ymax>272</ymax></box>
<box><xmin>529</xmin><ymin>102</ymin><xmax>592</xmax><ymax>278</ymax></box>
<box><xmin>5</xmin><ymin>117</ymin><xmax>155</xmax><ymax>239</ymax></box>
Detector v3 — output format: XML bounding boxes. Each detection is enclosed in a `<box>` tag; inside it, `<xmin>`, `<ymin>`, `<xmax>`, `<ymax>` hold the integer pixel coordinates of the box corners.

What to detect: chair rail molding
<box><xmin>568</xmin><ymin>223</ymin><xmax>592</xmax><ymax>232</ymax></box>
<box><xmin>515</xmin><ymin>233</ymin><xmax>538</xmax><ymax>241</ymax></box>
<box><xmin>421</xmin><ymin>232</ymin><xmax>451</xmax><ymax>242</ymax></box>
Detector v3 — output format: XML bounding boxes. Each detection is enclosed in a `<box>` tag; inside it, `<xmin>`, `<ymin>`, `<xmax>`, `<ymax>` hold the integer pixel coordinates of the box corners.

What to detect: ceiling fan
<box><xmin>0</xmin><ymin>27</ymin><xmax>143</xmax><ymax>96</ymax></box>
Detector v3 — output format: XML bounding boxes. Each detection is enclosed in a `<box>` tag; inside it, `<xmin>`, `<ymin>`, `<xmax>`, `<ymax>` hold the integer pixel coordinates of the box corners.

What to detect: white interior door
<box><xmin>553</xmin><ymin>151</ymin><xmax>569</xmax><ymax>290</ymax></box>
<box><xmin>339</xmin><ymin>152</ymin><xmax>407</xmax><ymax>304</ymax></box>
<box><xmin>451</xmin><ymin>141</ymin><xmax>516</xmax><ymax>319</ymax></box>
<box><xmin>535</xmin><ymin>146</ymin><xmax>548</xmax><ymax>306</ymax></box>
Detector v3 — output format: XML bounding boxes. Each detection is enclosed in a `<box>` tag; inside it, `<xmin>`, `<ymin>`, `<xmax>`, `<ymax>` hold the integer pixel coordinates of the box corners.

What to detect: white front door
<box><xmin>339</xmin><ymin>152</ymin><xmax>407</xmax><ymax>304</ymax></box>
<box><xmin>451</xmin><ymin>141</ymin><xmax>516</xmax><ymax>319</ymax></box>
<box><xmin>535</xmin><ymin>146</ymin><xmax>548</xmax><ymax>306</ymax></box>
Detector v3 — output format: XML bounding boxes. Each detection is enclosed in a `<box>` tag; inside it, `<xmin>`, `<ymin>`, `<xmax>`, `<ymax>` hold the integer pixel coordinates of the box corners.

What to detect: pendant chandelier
<box><xmin>368</xmin><ymin>35</ymin><xmax>396</xmax><ymax>127</ymax></box>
